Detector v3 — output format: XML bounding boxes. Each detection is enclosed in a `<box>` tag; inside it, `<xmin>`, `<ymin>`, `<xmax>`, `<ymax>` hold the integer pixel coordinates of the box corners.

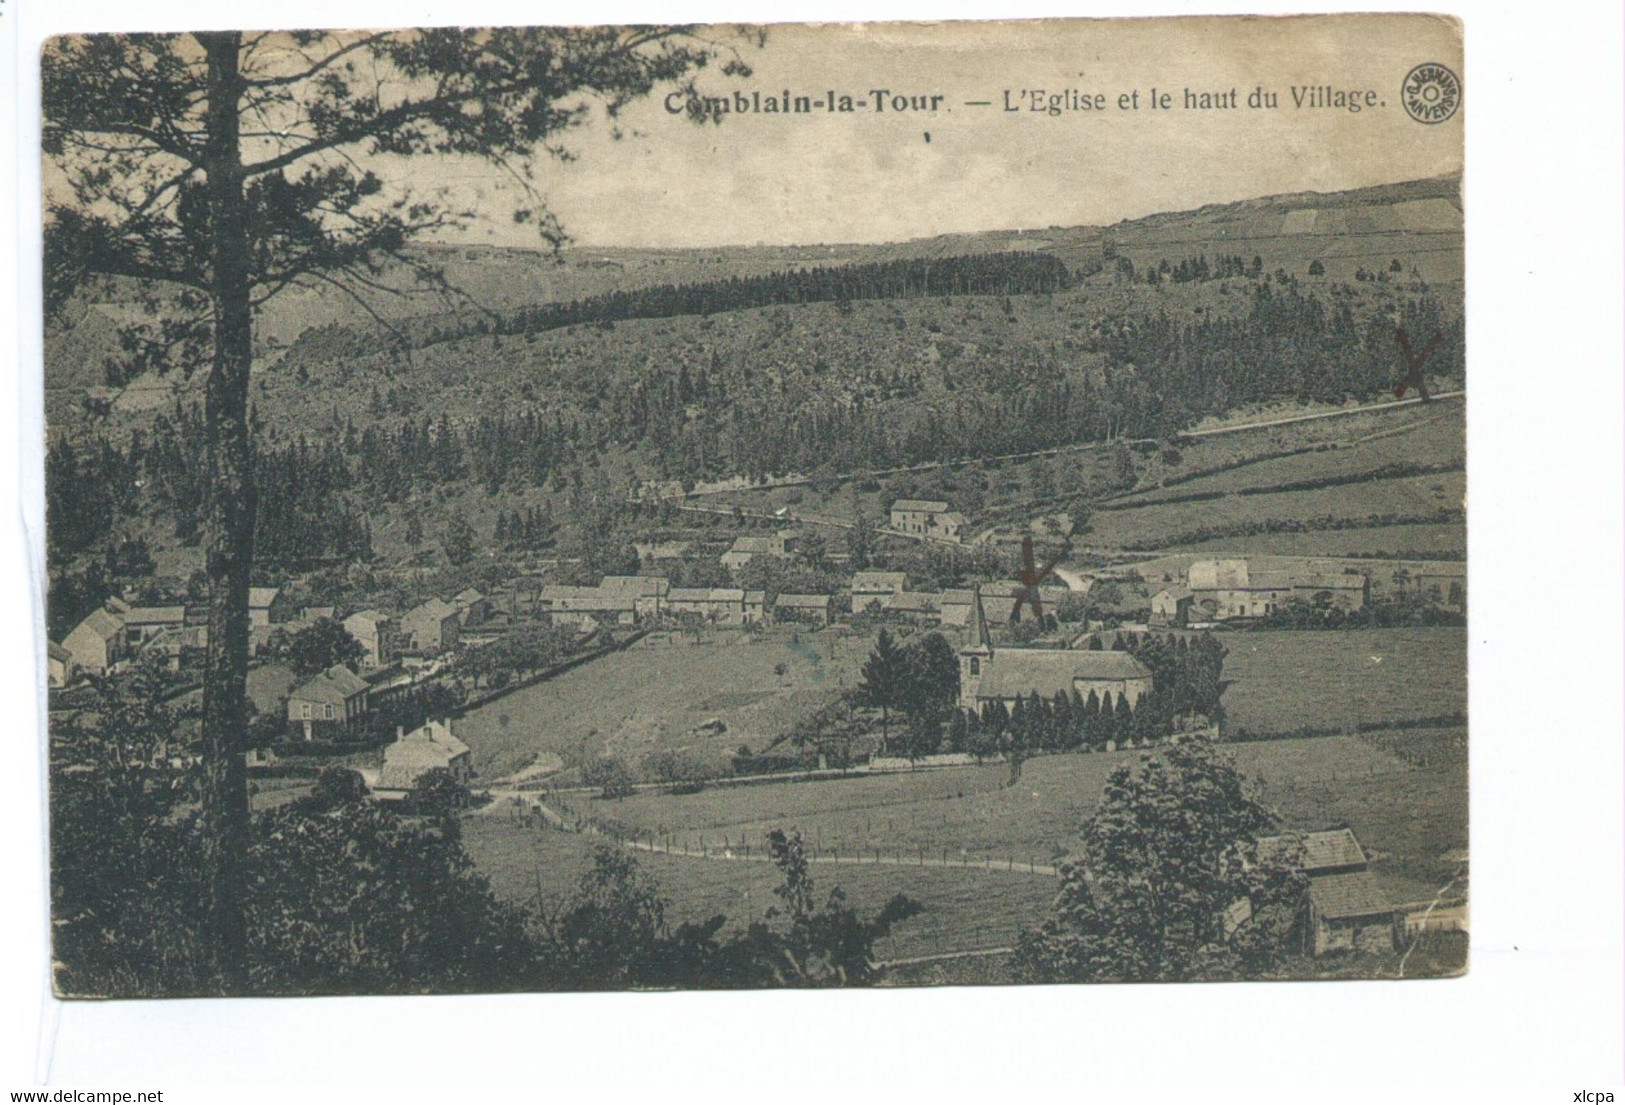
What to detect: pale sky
<box><xmin>422</xmin><ymin>15</ymin><xmax>1463</xmax><ymax>248</ymax></box>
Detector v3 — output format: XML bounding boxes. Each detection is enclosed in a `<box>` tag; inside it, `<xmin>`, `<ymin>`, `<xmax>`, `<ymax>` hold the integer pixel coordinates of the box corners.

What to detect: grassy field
<box><xmin>1085</xmin><ymin>471</ymin><xmax>1464</xmax><ymax>551</ymax></box>
<box><xmin>1221</xmin><ymin>628</ymin><xmax>1465</xmax><ymax>736</ymax></box>
<box><xmin>1165</xmin><ymin>522</ymin><xmax>1464</xmax><ymax>559</ymax></box>
<box><xmin>464</xmin><ymin>728</ymin><xmax>1465</xmax><ymax>962</ymax></box>
<box><xmin>455</xmin><ymin>626</ymin><xmax>881</xmax><ymax>780</ymax></box>
<box><xmin>461</xmin><ymin>814</ymin><xmax>1058</xmax><ymax>962</ymax></box>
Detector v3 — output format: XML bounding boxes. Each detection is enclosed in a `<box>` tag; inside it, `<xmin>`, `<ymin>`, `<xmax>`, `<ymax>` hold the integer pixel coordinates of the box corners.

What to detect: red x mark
<box><xmin>1011</xmin><ymin>534</ymin><xmax>1065</xmax><ymax>623</ymax></box>
<box><xmin>1394</xmin><ymin>328</ymin><xmax>1442</xmax><ymax>402</ymax></box>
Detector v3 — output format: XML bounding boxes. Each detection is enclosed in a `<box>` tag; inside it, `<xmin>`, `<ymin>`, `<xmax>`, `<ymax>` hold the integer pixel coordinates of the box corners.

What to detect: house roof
<box><xmin>1256</xmin><ymin>828</ymin><xmax>1368</xmax><ymax>874</ymax></box>
<box><xmin>1154</xmin><ymin>587</ymin><xmax>1195</xmax><ymax>602</ymax></box>
<box><xmin>775</xmin><ymin>593</ymin><xmax>832</xmax><ymax>608</ymax></box>
<box><xmin>249</xmin><ymin>587</ymin><xmax>281</xmax><ymax>608</ymax></box>
<box><xmin>454</xmin><ymin>587</ymin><xmax>486</xmax><ymax>604</ymax></box>
<box><xmin>404</xmin><ymin>598</ymin><xmax>459</xmax><ymax>623</ymax></box>
<box><xmin>851</xmin><ymin>571</ymin><xmax>907</xmax><ymax>593</ymax></box>
<box><xmin>343</xmin><ymin>609</ymin><xmax>392</xmax><ymax>629</ymax></box>
<box><xmin>289</xmin><ymin>664</ymin><xmax>370</xmax><ymax>705</ymax></box>
<box><xmin>743</xmin><ymin>590</ymin><xmax>767</xmax><ymax>605</ymax></box>
<box><xmin>125</xmin><ymin>605</ymin><xmax>187</xmax><ymax>625</ymax></box>
<box><xmin>49</xmin><ymin>640</ymin><xmax>71</xmax><ymax>662</ymax></box>
<box><xmin>934</xmin><ymin>511</ymin><xmax>968</xmax><ymax>526</ymax></box>
<box><xmin>597</xmin><ymin>575</ymin><xmax>670</xmax><ymax>601</ymax></box>
<box><xmin>69</xmin><ymin>608</ymin><xmax>124</xmax><ymax>641</ymax></box>
<box><xmin>975</xmin><ymin>648</ymin><xmax>1152</xmax><ymax>700</ymax></box>
<box><xmin>884</xmin><ymin>591</ymin><xmax>940</xmax><ymax>614</ymax></box>
<box><xmin>1189</xmin><ymin>559</ymin><xmax>1251</xmax><ymax>590</ymax></box>
<box><xmin>891</xmin><ymin>499</ymin><xmax>949</xmax><ymax>513</ymax></box>
<box><xmin>303</xmin><ymin>606</ymin><xmax>336</xmax><ymax>621</ymax></box>
<box><xmin>1293</xmin><ymin>574</ymin><xmax>1368</xmax><ymax>591</ymax></box>
<box><xmin>1308</xmin><ymin>871</ymin><xmax>1392</xmax><ymax>920</ymax></box>
<box><xmin>377</xmin><ymin>721</ymin><xmax>472</xmax><ymax>791</ymax></box>
<box><xmin>668</xmin><ymin>587</ymin><xmax>745</xmax><ymax>603</ymax></box>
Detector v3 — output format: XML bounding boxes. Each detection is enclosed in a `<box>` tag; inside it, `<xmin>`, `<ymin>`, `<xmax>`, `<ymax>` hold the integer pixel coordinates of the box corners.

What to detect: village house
<box><xmin>62</xmin><ymin>606</ymin><xmax>127</xmax><ymax>676</ymax></box>
<box><xmin>889</xmin><ymin>499</ymin><xmax>946</xmax><ymax>535</ymax></box>
<box><xmin>286</xmin><ymin>664</ymin><xmax>371</xmax><ymax>742</ymax></box>
<box><xmin>371</xmin><ymin>719</ymin><xmax>474</xmax><ymax>801</ymax></box>
<box><xmin>930</xmin><ymin>511</ymin><xmax>968</xmax><ymax>542</ymax></box>
<box><xmin>249</xmin><ymin>586</ymin><xmax>294</xmax><ymax>628</ymax></box>
<box><xmin>773</xmin><ymin>593</ymin><xmax>833</xmax><ymax>626</ymax></box>
<box><xmin>1410</xmin><ymin>563</ymin><xmax>1466</xmax><ymax>612</ymax></box>
<box><xmin>720</xmin><ymin>531</ymin><xmax>799</xmax><ymax>573</ymax></box>
<box><xmin>541</xmin><ymin>576</ymin><xmax>670</xmax><ymax>628</ymax></box>
<box><xmin>138</xmin><ymin>624</ymin><xmax>208</xmax><ymax>671</ymax></box>
<box><xmin>666</xmin><ymin>587</ymin><xmax>749</xmax><ymax>625</ymax></box>
<box><xmin>882</xmin><ymin>591</ymin><xmax>942</xmax><ymax>623</ymax></box>
<box><xmin>849</xmin><ymin>570</ymin><xmax>907</xmax><ymax>614</ymax></box>
<box><xmin>48</xmin><ymin>641</ymin><xmax>75</xmax><ymax>688</ymax></box>
<box><xmin>744</xmin><ymin>590</ymin><xmax>767</xmax><ymax>624</ymax></box>
<box><xmin>343</xmin><ymin>610</ymin><xmax>399</xmax><ymax>670</ymax></box>
<box><xmin>454</xmin><ymin>587</ymin><xmax>490</xmax><ymax>628</ymax></box>
<box><xmin>121</xmin><ymin>605</ymin><xmax>187</xmax><ymax>649</ymax></box>
<box><xmin>957</xmin><ymin>586</ymin><xmax>1153</xmax><ymax>712</ymax></box>
<box><xmin>400</xmin><ymin>598</ymin><xmax>461</xmax><ymax>655</ymax></box>
<box><xmin>1187</xmin><ymin>558</ymin><xmax>1368</xmax><ymax>620</ymax></box>
<box><xmin>1254</xmin><ymin>827</ymin><xmax>1394</xmax><ymax>956</ymax></box>
<box><xmin>1307</xmin><ymin>873</ymin><xmax>1397</xmax><ymax>956</ymax></box>
<box><xmin>1150</xmin><ymin>586</ymin><xmax>1195</xmax><ymax>628</ymax></box>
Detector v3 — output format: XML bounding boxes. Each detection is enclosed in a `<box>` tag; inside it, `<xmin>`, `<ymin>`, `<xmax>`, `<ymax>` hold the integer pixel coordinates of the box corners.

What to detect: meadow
<box><xmin>1220</xmin><ymin>627</ymin><xmax>1465</xmax><ymax>736</ymax></box>
<box><xmin>464</xmin><ymin>727</ymin><xmax>1466</xmax><ymax>962</ymax></box>
<box><xmin>455</xmin><ymin>625</ymin><xmax>880</xmax><ymax>780</ymax></box>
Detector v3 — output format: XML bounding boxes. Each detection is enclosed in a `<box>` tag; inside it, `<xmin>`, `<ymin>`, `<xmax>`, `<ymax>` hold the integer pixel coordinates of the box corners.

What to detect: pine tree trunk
<box><xmin>198</xmin><ymin>31</ymin><xmax>254</xmax><ymax>992</ymax></box>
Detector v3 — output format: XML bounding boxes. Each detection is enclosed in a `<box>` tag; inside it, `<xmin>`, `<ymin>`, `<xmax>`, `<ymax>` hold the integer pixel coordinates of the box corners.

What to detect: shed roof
<box><xmin>891</xmin><ymin>499</ymin><xmax>949</xmax><ymax>513</ymax></box>
<box><xmin>125</xmin><ymin>605</ymin><xmax>187</xmax><ymax>625</ymax></box>
<box><xmin>404</xmin><ymin>598</ymin><xmax>459</xmax><ymax>623</ymax></box>
<box><xmin>668</xmin><ymin>587</ymin><xmax>745</xmax><ymax>603</ymax></box>
<box><xmin>1256</xmin><ymin>828</ymin><xmax>1368</xmax><ymax>873</ymax></box>
<box><xmin>249</xmin><ymin>587</ymin><xmax>281</xmax><ymax>608</ymax></box>
<box><xmin>597</xmin><ymin>575</ymin><xmax>670</xmax><ymax>601</ymax></box>
<box><xmin>851</xmin><ymin>571</ymin><xmax>907</xmax><ymax>592</ymax></box>
<box><xmin>1308</xmin><ymin>871</ymin><xmax>1392</xmax><ymax>920</ymax></box>
<box><xmin>775</xmin><ymin>593</ymin><xmax>832</xmax><ymax>608</ymax></box>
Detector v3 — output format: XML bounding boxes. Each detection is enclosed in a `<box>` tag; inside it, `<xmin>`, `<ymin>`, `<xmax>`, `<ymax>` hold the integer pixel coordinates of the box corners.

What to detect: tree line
<box><xmin>280</xmin><ymin>251</ymin><xmax>1075</xmax><ymax>367</ymax></box>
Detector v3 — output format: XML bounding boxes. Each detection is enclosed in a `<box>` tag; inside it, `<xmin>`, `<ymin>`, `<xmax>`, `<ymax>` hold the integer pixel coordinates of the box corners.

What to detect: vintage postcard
<box><xmin>42</xmin><ymin>14</ymin><xmax>1465</xmax><ymax>997</ymax></box>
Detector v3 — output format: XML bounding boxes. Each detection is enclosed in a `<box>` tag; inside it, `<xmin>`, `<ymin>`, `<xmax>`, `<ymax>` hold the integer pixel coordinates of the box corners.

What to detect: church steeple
<box><xmin>958</xmin><ymin>583</ymin><xmax>994</xmax><ymax>710</ymax></box>
<box><xmin>966</xmin><ymin>582</ymin><xmax>991</xmax><ymax>649</ymax></box>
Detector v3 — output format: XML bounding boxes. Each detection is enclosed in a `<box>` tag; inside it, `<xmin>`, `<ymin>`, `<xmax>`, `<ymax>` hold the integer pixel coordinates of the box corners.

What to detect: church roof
<box><xmin>975</xmin><ymin>648</ymin><xmax>1151</xmax><ymax>700</ymax></box>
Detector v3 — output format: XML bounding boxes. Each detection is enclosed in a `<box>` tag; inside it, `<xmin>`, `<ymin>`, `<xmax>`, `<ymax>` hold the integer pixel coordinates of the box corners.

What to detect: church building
<box><xmin>957</xmin><ymin>585</ymin><xmax>1153</xmax><ymax>712</ymax></box>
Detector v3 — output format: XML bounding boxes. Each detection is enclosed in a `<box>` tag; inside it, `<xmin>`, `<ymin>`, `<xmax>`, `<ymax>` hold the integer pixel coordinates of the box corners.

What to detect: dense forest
<box><xmin>280</xmin><ymin>251</ymin><xmax>1075</xmax><ymax>367</ymax></box>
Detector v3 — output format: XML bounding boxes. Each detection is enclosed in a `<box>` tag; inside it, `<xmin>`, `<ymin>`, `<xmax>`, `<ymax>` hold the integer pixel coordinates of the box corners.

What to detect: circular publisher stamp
<box><xmin>1401</xmin><ymin>63</ymin><xmax>1461</xmax><ymax>124</ymax></box>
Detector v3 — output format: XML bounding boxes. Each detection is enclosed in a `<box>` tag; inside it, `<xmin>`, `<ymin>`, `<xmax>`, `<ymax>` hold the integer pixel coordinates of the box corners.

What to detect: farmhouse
<box><xmin>249</xmin><ymin>587</ymin><xmax>294</xmax><ymax>628</ymax></box>
<box><xmin>1307</xmin><ymin>872</ymin><xmax>1396</xmax><ymax>956</ymax></box>
<box><xmin>957</xmin><ymin>586</ymin><xmax>1152</xmax><ymax>712</ymax></box>
<box><xmin>666</xmin><ymin>587</ymin><xmax>750</xmax><ymax>625</ymax></box>
<box><xmin>720</xmin><ymin>531</ymin><xmax>798</xmax><ymax>573</ymax></box>
<box><xmin>121</xmin><ymin>605</ymin><xmax>187</xmax><ymax>648</ymax></box>
<box><xmin>454</xmin><ymin>587</ymin><xmax>490</xmax><ymax>627</ymax></box>
<box><xmin>1253</xmin><ymin>827</ymin><xmax>1394</xmax><ymax>956</ymax></box>
<box><xmin>1150</xmin><ymin>587</ymin><xmax>1194</xmax><ymax>628</ymax></box>
<box><xmin>541</xmin><ymin>575</ymin><xmax>670</xmax><ymax>627</ymax></box>
<box><xmin>343</xmin><ymin>610</ymin><xmax>398</xmax><ymax>669</ymax></box>
<box><xmin>850</xmin><ymin>570</ymin><xmax>907</xmax><ymax>614</ymax></box>
<box><xmin>773</xmin><ymin>593</ymin><xmax>833</xmax><ymax>626</ymax></box>
<box><xmin>400</xmin><ymin>598</ymin><xmax>461</xmax><ymax>655</ymax></box>
<box><xmin>63</xmin><ymin>606</ymin><xmax>127</xmax><ymax>676</ymax></box>
<box><xmin>1186</xmin><ymin>558</ymin><xmax>1368</xmax><ymax>620</ymax></box>
<box><xmin>286</xmin><ymin>664</ymin><xmax>371</xmax><ymax>742</ymax></box>
<box><xmin>372</xmin><ymin>719</ymin><xmax>473</xmax><ymax>801</ymax></box>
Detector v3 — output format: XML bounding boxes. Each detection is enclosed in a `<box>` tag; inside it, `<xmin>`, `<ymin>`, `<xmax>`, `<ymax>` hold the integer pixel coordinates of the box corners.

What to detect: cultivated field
<box><xmin>1221</xmin><ymin>627</ymin><xmax>1465</xmax><ymax>736</ymax></box>
<box><xmin>455</xmin><ymin>626</ymin><xmax>881</xmax><ymax>780</ymax></box>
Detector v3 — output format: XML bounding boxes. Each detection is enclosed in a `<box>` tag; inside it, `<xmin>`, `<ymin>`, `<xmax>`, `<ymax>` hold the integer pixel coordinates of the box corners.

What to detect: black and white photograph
<box><xmin>8</xmin><ymin>1</ymin><xmax>1625</xmax><ymax>1097</ymax></box>
<box><xmin>39</xmin><ymin>14</ymin><xmax>1470</xmax><ymax>997</ymax></box>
